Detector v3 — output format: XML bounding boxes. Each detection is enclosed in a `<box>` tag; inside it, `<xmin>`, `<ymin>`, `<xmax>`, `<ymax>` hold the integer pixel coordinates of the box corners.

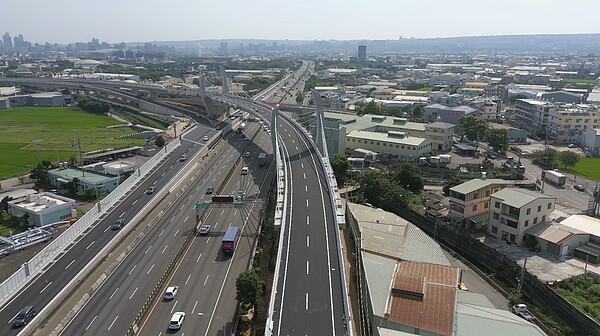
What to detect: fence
<box><xmin>0</xmin><ymin>138</ymin><xmax>181</xmax><ymax>305</ymax></box>
<box><xmin>390</xmin><ymin>206</ymin><xmax>600</xmax><ymax>336</ymax></box>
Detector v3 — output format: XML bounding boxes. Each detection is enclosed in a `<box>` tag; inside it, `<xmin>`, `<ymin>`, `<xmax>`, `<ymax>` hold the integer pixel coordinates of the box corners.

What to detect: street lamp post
<box><xmin>198</xmin><ymin>312</ymin><xmax>227</xmax><ymax>336</ymax></box>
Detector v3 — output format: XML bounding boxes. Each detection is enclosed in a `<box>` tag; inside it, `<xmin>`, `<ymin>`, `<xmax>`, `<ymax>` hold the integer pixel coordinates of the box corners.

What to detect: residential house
<box><xmin>547</xmin><ymin>104</ymin><xmax>600</xmax><ymax>144</ymax></box>
<box><xmin>488</xmin><ymin>188</ymin><xmax>556</xmax><ymax>245</ymax></box>
<box><xmin>514</xmin><ymin>99</ymin><xmax>556</xmax><ymax>135</ymax></box>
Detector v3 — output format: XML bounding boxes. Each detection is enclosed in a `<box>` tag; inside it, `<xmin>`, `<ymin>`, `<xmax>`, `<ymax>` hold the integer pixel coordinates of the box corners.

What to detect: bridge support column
<box><xmin>311</xmin><ymin>90</ymin><xmax>325</xmax><ymax>155</ymax></box>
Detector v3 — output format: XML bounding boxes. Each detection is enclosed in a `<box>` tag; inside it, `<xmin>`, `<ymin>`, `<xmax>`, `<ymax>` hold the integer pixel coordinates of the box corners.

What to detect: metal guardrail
<box><xmin>0</xmin><ymin>138</ymin><xmax>181</xmax><ymax>305</ymax></box>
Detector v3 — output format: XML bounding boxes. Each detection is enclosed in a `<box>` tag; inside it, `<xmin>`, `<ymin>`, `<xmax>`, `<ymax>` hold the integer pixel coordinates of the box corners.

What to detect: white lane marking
<box><xmin>305</xmin><ymin>185</ymin><xmax>307</xmax><ymax>192</ymax></box>
<box><xmin>170</xmin><ymin>301</ymin><xmax>178</xmax><ymax>314</ymax></box>
<box><xmin>203</xmin><ymin>275</ymin><xmax>210</xmax><ymax>286</ymax></box>
<box><xmin>104</xmin><ymin>226</ymin><xmax>110</xmax><ymax>232</ymax></box>
<box><xmin>65</xmin><ymin>259</ymin><xmax>76</xmax><ymax>269</ymax></box>
<box><xmin>220</xmin><ymin>209</ymin><xmax>225</xmax><ymax>216</ymax></box>
<box><xmin>196</xmin><ymin>253</ymin><xmax>202</xmax><ymax>263</ymax></box>
<box><xmin>162</xmin><ymin>245</ymin><xmax>168</xmax><ymax>254</ymax></box>
<box><xmin>191</xmin><ymin>300</ymin><xmax>198</xmax><ymax>315</ymax></box>
<box><xmin>162</xmin><ymin>172</ymin><xmax>166</xmax><ymax>177</ymax></box>
<box><xmin>169</xmin><ymin>165</ymin><xmax>173</xmax><ymax>169</ymax></box>
<box><xmin>306</xmin><ymin>236</ymin><xmax>310</xmax><ymax>247</ymax></box>
<box><xmin>109</xmin><ymin>288</ymin><xmax>119</xmax><ymax>300</ymax></box>
<box><xmin>145</xmin><ymin>245</ymin><xmax>152</xmax><ymax>255</ymax></box>
<box><xmin>301</xmin><ymin>163</ymin><xmax>304</xmax><ymax>168</ymax></box>
<box><xmin>40</xmin><ymin>282</ymin><xmax>52</xmax><ymax>294</ymax></box>
<box><xmin>206</xmin><ymin>237</ymin><xmax>211</xmax><ymax>244</ymax></box>
<box><xmin>153</xmin><ymin>180</ymin><xmax>157</xmax><ymax>185</ymax></box>
<box><xmin>147</xmin><ymin>264</ymin><xmax>155</xmax><ymax>274</ymax></box>
<box><xmin>303</xmin><ymin>173</ymin><xmax>306</xmax><ymax>179</ymax></box>
<box><xmin>188</xmin><ymin>194</ymin><xmax>193</xmax><ymax>200</ymax></box>
<box><xmin>185</xmin><ymin>274</ymin><xmax>191</xmax><ymax>286</ymax></box>
<box><xmin>234</xmin><ymin>209</ymin><xmax>238</xmax><ymax>216</ymax></box>
<box><xmin>307</xmin><ymin>216</ymin><xmax>310</xmax><ymax>225</ymax></box>
<box><xmin>128</xmin><ymin>265</ymin><xmax>137</xmax><ymax>275</ymax></box>
<box><xmin>108</xmin><ymin>315</ymin><xmax>119</xmax><ymax>330</ymax></box>
<box><xmin>174</xmin><ymin>229</ymin><xmax>179</xmax><ymax>237</ymax></box>
<box><xmin>132</xmin><ymin>199</ymin><xmax>138</xmax><ymax>206</ymax></box>
<box><xmin>170</xmin><ymin>216</ymin><xmax>175</xmax><ymax>223</ymax></box>
<box><xmin>307</xmin><ymin>261</ymin><xmax>309</xmax><ymax>275</ymax></box>
<box><xmin>119</xmin><ymin>211</ymin><xmax>125</xmax><ymax>218</ymax></box>
<box><xmin>214</xmin><ymin>222</ymin><xmax>218</xmax><ymax>228</ymax></box>
<box><xmin>180</xmin><ymin>204</ymin><xmax>185</xmax><ymax>211</ymax></box>
<box><xmin>305</xmin><ymin>293</ymin><xmax>309</xmax><ymax>310</ymax></box>
<box><xmin>86</xmin><ymin>241</ymin><xmax>95</xmax><ymax>250</ymax></box>
<box><xmin>196</xmin><ymin>186</ymin><xmax>200</xmax><ymax>191</ymax></box>
<box><xmin>159</xmin><ymin>229</ymin><xmax>165</xmax><ymax>237</ymax></box>
<box><xmin>306</xmin><ymin>199</ymin><xmax>309</xmax><ymax>207</ymax></box>
<box><xmin>129</xmin><ymin>287</ymin><xmax>138</xmax><ymax>300</ymax></box>
<box><xmin>85</xmin><ymin>316</ymin><xmax>97</xmax><ymax>331</ymax></box>
<box><xmin>296</xmin><ymin>146</ymin><xmax>299</xmax><ymax>151</ymax></box>
<box><xmin>184</xmin><ymin>215</ymin><xmax>189</xmax><ymax>222</ymax></box>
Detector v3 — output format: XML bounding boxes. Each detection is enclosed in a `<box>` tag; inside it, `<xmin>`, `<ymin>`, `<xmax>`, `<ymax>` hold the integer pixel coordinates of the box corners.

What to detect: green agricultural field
<box><xmin>570</xmin><ymin>158</ymin><xmax>600</xmax><ymax>181</ymax></box>
<box><xmin>562</xmin><ymin>78</ymin><xmax>597</xmax><ymax>85</ymax></box>
<box><xmin>0</xmin><ymin>106</ymin><xmax>141</xmax><ymax>179</ymax></box>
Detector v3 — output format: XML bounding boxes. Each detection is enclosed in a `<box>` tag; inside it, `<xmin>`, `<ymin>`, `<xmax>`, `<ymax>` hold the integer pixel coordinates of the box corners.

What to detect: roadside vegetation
<box><xmin>0</xmin><ymin>106</ymin><xmax>139</xmax><ymax>179</ymax></box>
<box><xmin>568</xmin><ymin>158</ymin><xmax>600</xmax><ymax>181</ymax></box>
<box><xmin>555</xmin><ymin>274</ymin><xmax>600</xmax><ymax>323</ymax></box>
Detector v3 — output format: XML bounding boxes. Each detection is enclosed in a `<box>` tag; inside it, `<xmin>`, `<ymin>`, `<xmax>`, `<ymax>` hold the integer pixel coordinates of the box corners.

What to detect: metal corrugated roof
<box><xmin>450</xmin><ymin>179</ymin><xmax>513</xmax><ymax>194</ymax></box>
<box><xmin>455</xmin><ymin>303</ymin><xmax>547</xmax><ymax>336</ymax></box>
<box><xmin>491</xmin><ymin>188</ymin><xmax>554</xmax><ymax>208</ymax></box>
<box><xmin>362</xmin><ymin>252</ymin><xmax>397</xmax><ymax>316</ymax></box>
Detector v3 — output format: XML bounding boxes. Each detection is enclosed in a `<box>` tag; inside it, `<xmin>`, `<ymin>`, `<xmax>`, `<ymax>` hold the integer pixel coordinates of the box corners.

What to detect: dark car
<box><xmin>145</xmin><ymin>186</ymin><xmax>155</xmax><ymax>194</ymax></box>
<box><xmin>112</xmin><ymin>219</ymin><xmax>126</xmax><ymax>230</ymax></box>
<box><xmin>12</xmin><ymin>306</ymin><xmax>35</xmax><ymax>328</ymax></box>
<box><xmin>486</xmin><ymin>152</ymin><xmax>496</xmax><ymax>159</ymax></box>
<box><xmin>574</xmin><ymin>184</ymin><xmax>586</xmax><ymax>192</ymax></box>
<box><xmin>206</xmin><ymin>186</ymin><xmax>214</xmax><ymax>194</ymax></box>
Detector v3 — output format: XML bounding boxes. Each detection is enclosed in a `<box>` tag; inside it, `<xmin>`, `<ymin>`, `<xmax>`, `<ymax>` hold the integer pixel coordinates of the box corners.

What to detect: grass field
<box><xmin>562</xmin><ymin>78</ymin><xmax>597</xmax><ymax>85</ymax></box>
<box><xmin>0</xmin><ymin>106</ymin><xmax>140</xmax><ymax>179</ymax></box>
<box><xmin>415</xmin><ymin>87</ymin><xmax>433</xmax><ymax>92</ymax></box>
<box><xmin>570</xmin><ymin>157</ymin><xmax>600</xmax><ymax>181</ymax></box>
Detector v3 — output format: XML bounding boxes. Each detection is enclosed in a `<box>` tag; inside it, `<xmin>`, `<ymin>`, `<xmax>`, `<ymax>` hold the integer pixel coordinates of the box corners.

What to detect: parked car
<box><xmin>164</xmin><ymin>286</ymin><xmax>178</xmax><ymax>300</ymax></box>
<box><xmin>574</xmin><ymin>184</ymin><xmax>586</xmax><ymax>192</ymax></box>
<box><xmin>112</xmin><ymin>219</ymin><xmax>126</xmax><ymax>230</ymax></box>
<box><xmin>168</xmin><ymin>312</ymin><xmax>186</xmax><ymax>330</ymax></box>
<box><xmin>199</xmin><ymin>225</ymin><xmax>211</xmax><ymax>235</ymax></box>
<box><xmin>568</xmin><ymin>143</ymin><xmax>578</xmax><ymax>148</ymax></box>
<box><xmin>486</xmin><ymin>152</ymin><xmax>496</xmax><ymax>159</ymax></box>
<box><xmin>513</xmin><ymin>304</ymin><xmax>535</xmax><ymax>321</ymax></box>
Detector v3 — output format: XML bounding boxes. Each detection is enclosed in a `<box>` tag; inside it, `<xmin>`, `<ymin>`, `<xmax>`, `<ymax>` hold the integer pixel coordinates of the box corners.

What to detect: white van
<box><xmin>241</xmin><ymin>167</ymin><xmax>249</xmax><ymax>175</ymax></box>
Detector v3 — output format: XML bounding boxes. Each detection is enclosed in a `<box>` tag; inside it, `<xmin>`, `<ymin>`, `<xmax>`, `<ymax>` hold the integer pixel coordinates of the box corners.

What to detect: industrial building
<box><xmin>0</xmin><ymin>92</ymin><xmax>67</xmax><ymax>110</ymax></box>
<box><xmin>48</xmin><ymin>165</ymin><xmax>120</xmax><ymax>193</ymax></box>
<box><xmin>8</xmin><ymin>192</ymin><xmax>76</xmax><ymax>227</ymax></box>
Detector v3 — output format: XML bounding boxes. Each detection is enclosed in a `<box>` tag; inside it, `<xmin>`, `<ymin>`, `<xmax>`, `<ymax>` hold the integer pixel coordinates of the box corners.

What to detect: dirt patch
<box><xmin>0</xmin><ymin>224</ymin><xmax>69</xmax><ymax>283</ymax></box>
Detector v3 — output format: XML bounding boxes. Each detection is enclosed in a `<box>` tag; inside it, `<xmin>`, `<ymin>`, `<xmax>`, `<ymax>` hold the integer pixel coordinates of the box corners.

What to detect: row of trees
<box><xmin>458</xmin><ymin>115</ymin><xmax>509</xmax><ymax>152</ymax></box>
<box><xmin>76</xmin><ymin>96</ymin><xmax>111</xmax><ymax>114</ymax></box>
<box><xmin>354</xmin><ymin>100</ymin><xmax>425</xmax><ymax>122</ymax></box>
<box><xmin>530</xmin><ymin>147</ymin><xmax>580</xmax><ymax>170</ymax></box>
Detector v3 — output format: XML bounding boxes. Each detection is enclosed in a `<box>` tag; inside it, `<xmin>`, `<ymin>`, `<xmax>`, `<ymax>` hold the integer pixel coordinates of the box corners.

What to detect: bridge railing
<box><xmin>0</xmin><ymin>138</ymin><xmax>181</xmax><ymax>306</ymax></box>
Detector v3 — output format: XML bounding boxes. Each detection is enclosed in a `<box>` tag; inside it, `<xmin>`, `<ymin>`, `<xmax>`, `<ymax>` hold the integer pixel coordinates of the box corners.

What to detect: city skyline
<box><xmin>3</xmin><ymin>0</ymin><xmax>600</xmax><ymax>44</ymax></box>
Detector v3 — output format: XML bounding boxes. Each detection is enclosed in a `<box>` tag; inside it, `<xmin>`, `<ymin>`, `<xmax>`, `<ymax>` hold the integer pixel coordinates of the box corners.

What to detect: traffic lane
<box><xmin>139</xmin><ymin>196</ymin><xmax>263</xmax><ymax>335</ymax></box>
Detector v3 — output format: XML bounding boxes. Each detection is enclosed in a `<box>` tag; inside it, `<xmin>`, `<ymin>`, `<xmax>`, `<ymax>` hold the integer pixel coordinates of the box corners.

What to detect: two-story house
<box><xmin>488</xmin><ymin>188</ymin><xmax>556</xmax><ymax>245</ymax></box>
<box><xmin>448</xmin><ymin>177</ymin><xmax>514</xmax><ymax>231</ymax></box>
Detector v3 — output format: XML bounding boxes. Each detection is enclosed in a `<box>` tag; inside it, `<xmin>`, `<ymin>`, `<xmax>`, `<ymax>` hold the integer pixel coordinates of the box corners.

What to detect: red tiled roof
<box><xmin>387</xmin><ymin>261</ymin><xmax>458</xmax><ymax>336</ymax></box>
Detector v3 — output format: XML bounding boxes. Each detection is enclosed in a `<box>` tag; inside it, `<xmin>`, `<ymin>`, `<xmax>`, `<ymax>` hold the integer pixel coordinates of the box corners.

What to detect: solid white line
<box><xmin>184</xmin><ymin>215</ymin><xmax>189</xmax><ymax>222</ymax></box>
<box><xmin>307</xmin><ymin>261</ymin><xmax>309</xmax><ymax>275</ymax></box>
<box><xmin>159</xmin><ymin>229</ymin><xmax>165</xmax><ymax>237</ymax></box>
<box><xmin>196</xmin><ymin>253</ymin><xmax>202</xmax><ymax>263</ymax></box>
<box><xmin>162</xmin><ymin>245</ymin><xmax>168</xmax><ymax>254</ymax></box>
<box><xmin>65</xmin><ymin>259</ymin><xmax>76</xmax><ymax>269</ymax></box>
<box><xmin>145</xmin><ymin>245</ymin><xmax>152</xmax><ymax>255</ymax></box>
<box><xmin>203</xmin><ymin>275</ymin><xmax>210</xmax><ymax>286</ymax></box>
<box><xmin>128</xmin><ymin>265</ymin><xmax>137</xmax><ymax>275</ymax></box>
<box><xmin>109</xmin><ymin>288</ymin><xmax>119</xmax><ymax>300</ymax></box>
<box><xmin>306</xmin><ymin>236</ymin><xmax>310</xmax><ymax>247</ymax></box>
<box><xmin>191</xmin><ymin>300</ymin><xmax>198</xmax><ymax>315</ymax></box>
<box><xmin>174</xmin><ymin>229</ymin><xmax>180</xmax><ymax>237</ymax></box>
<box><xmin>85</xmin><ymin>315</ymin><xmax>97</xmax><ymax>331</ymax></box>
<box><xmin>147</xmin><ymin>264</ymin><xmax>155</xmax><ymax>274</ymax></box>
<box><xmin>86</xmin><ymin>241</ymin><xmax>95</xmax><ymax>250</ymax></box>
<box><xmin>185</xmin><ymin>274</ymin><xmax>191</xmax><ymax>286</ymax></box>
<box><xmin>132</xmin><ymin>199</ymin><xmax>138</xmax><ymax>206</ymax></box>
<box><xmin>129</xmin><ymin>287</ymin><xmax>138</xmax><ymax>300</ymax></box>
<box><xmin>305</xmin><ymin>293</ymin><xmax>309</xmax><ymax>310</ymax></box>
<box><xmin>119</xmin><ymin>211</ymin><xmax>125</xmax><ymax>218</ymax></box>
<box><xmin>40</xmin><ymin>282</ymin><xmax>52</xmax><ymax>294</ymax></box>
<box><xmin>108</xmin><ymin>315</ymin><xmax>118</xmax><ymax>330</ymax></box>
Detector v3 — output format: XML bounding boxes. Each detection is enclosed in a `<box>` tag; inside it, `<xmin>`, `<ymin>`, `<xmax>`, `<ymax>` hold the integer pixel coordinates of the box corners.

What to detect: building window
<box><xmin>484</xmin><ymin>201</ymin><xmax>489</xmax><ymax>209</ymax></box>
<box><xmin>525</xmin><ymin>220</ymin><xmax>529</xmax><ymax>227</ymax></box>
<box><xmin>485</xmin><ymin>190</ymin><xmax>490</xmax><ymax>197</ymax></box>
<box><xmin>533</xmin><ymin>217</ymin><xmax>538</xmax><ymax>224</ymax></box>
<box><xmin>542</xmin><ymin>215</ymin><xmax>546</xmax><ymax>222</ymax></box>
<box><xmin>493</xmin><ymin>212</ymin><xmax>499</xmax><ymax>220</ymax></box>
<box><xmin>472</xmin><ymin>204</ymin><xmax>477</xmax><ymax>212</ymax></box>
<box><xmin>526</xmin><ymin>208</ymin><xmax>531</xmax><ymax>215</ymax></box>
<box><xmin>547</xmin><ymin>203</ymin><xmax>552</xmax><ymax>209</ymax></box>
<box><xmin>495</xmin><ymin>201</ymin><xmax>500</xmax><ymax>209</ymax></box>
<box><xmin>537</xmin><ymin>205</ymin><xmax>541</xmax><ymax>212</ymax></box>
<box><xmin>491</xmin><ymin>226</ymin><xmax>498</xmax><ymax>234</ymax></box>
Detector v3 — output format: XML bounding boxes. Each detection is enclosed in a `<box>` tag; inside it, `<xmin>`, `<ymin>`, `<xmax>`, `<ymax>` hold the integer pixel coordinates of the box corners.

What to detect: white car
<box><xmin>202</xmin><ymin>135</ymin><xmax>209</xmax><ymax>141</ymax></box>
<box><xmin>169</xmin><ymin>312</ymin><xmax>185</xmax><ymax>330</ymax></box>
<box><xmin>164</xmin><ymin>286</ymin><xmax>178</xmax><ymax>300</ymax></box>
<box><xmin>245</xmin><ymin>151</ymin><xmax>251</xmax><ymax>158</ymax></box>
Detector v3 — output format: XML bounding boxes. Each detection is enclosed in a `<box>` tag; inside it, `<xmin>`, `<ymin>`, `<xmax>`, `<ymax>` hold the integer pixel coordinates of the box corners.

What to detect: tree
<box><xmin>192</xmin><ymin>77</ymin><xmax>199</xmax><ymax>85</ymax></box>
<box><xmin>0</xmin><ymin>196</ymin><xmax>14</xmax><ymax>214</ymax></box>
<box><xmin>236</xmin><ymin>269</ymin><xmax>264</xmax><ymax>305</ymax></box>
<box><xmin>443</xmin><ymin>176</ymin><xmax>463</xmax><ymax>196</ymax></box>
<box><xmin>557</xmin><ymin>150</ymin><xmax>580</xmax><ymax>169</ymax></box>
<box><xmin>485</xmin><ymin>128</ymin><xmax>508</xmax><ymax>152</ymax></box>
<box><xmin>295</xmin><ymin>91</ymin><xmax>305</xmax><ymax>105</ymax></box>
<box><xmin>155</xmin><ymin>135</ymin><xmax>165</xmax><ymax>147</ymax></box>
<box><xmin>30</xmin><ymin>163</ymin><xmax>49</xmax><ymax>187</ymax></box>
<box><xmin>330</xmin><ymin>155</ymin><xmax>351</xmax><ymax>185</ymax></box>
<box><xmin>394</xmin><ymin>163</ymin><xmax>424</xmax><ymax>193</ymax></box>
<box><xmin>531</xmin><ymin>148</ymin><xmax>559</xmax><ymax>169</ymax></box>
<box><xmin>459</xmin><ymin>116</ymin><xmax>489</xmax><ymax>142</ymax></box>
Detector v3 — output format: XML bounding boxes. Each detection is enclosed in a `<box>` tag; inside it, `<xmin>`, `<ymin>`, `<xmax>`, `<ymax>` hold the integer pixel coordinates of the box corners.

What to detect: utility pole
<box><xmin>77</xmin><ymin>132</ymin><xmax>85</xmax><ymax>177</ymax></box>
<box><xmin>517</xmin><ymin>257</ymin><xmax>527</xmax><ymax>299</ymax></box>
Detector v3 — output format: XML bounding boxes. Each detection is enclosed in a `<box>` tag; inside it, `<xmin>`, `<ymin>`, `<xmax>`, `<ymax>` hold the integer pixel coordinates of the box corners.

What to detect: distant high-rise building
<box><xmin>358</xmin><ymin>45</ymin><xmax>367</xmax><ymax>62</ymax></box>
<box><xmin>2</xmin><ymin>32</ymin><xmax>12</xmax><ymax>49</ymax></box>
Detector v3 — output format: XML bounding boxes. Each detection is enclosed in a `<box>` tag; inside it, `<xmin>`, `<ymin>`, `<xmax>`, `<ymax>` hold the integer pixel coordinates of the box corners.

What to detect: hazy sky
<box><xmin>3</xmin><ymin>0</ymin><xmax>600</xmax><ymax>44</ymax></box>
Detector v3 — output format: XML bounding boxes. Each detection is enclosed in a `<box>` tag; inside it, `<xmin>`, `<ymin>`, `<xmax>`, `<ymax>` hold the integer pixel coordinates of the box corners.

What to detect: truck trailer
<box><xmin>544</xmin><ymin>170</ymin><xmax>566</xmax><ymax>186</ymax></box>
<box><xmin>258</xmin><ymin>152</ymin><xmax>267</xmax><ymax>166</ymax></box>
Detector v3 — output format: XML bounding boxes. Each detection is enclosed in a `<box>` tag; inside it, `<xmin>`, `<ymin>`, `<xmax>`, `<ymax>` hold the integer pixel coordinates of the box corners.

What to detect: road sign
<box><xmin>195</xmin><ymin>202</ymin><xmax>208</xmax><ymax>209</ymax></box>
